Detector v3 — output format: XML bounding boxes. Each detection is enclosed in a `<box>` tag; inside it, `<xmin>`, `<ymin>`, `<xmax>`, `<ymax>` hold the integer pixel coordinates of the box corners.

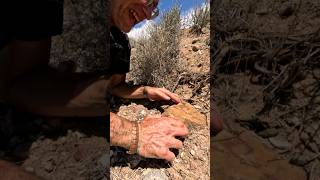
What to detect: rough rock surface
<box><xmin>212</xmin><ymin>131</ymin><xmax>307</xmax><ymax>180</ymax></box>
<box><xmin>163</xmin><ymin>102</ymin><xmax>207</xmax><ymax>126</ymax></box>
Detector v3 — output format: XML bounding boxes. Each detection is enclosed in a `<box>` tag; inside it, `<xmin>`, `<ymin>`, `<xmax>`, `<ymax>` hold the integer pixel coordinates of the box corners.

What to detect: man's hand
<box><xmin>145</xmin><ymin>87</ymin><xmax>181</xmax><ymax>104</ymax></box>
<box><xmin>137</xmin><ymin>116</ymin><xmax>188</xmax><ymax>161</ymax></box>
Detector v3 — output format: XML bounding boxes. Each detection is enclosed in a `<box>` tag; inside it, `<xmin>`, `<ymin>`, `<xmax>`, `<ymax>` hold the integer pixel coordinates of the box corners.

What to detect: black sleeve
<box><xmin>0</xmin><ymin>0</ymin><xmax>64</xmax><ymax>41</ymax></box>
<box><xmin>109</xmin><ymin>26</ymin><xmax>131</xmax><ymax>74</ymax></box>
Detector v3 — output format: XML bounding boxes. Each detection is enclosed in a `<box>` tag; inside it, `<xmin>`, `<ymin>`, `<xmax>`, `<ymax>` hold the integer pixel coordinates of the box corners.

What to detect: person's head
<box><xmin>111</xmin><ymin>0</ymin><xmax>159</xmax><ymax>33</ymax></box>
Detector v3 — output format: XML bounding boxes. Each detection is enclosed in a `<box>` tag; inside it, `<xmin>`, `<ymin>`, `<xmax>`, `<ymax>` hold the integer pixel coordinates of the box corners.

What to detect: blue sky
<box><xmin>159</xmin><ymin>0</ymin><xmax>206</xmax><ymax>15</ymax></box>
<box><xmin>128</xmin><ymin>0</ymin><xmax>208</xmax><ymax>39</ymax></box>
<box><xmin>134</xmin><ymin>0</ymin><xmax>206</xmax><ymax>28</ymax></box>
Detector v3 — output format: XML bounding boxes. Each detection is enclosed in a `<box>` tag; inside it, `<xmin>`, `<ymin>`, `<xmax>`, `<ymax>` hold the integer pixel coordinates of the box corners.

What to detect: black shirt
<box><xmin>109</xmin><ymin>26</ymin><xmax>131</xmax><ymax>74</ymax></box>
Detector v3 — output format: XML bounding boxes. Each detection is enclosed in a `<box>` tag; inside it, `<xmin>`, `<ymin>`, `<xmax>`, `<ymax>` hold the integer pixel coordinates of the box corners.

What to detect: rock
<box><xmin>300</xmin><ymin>132</ymin><xmax>309</xmax><ymax>143</ymax></box>
<box><xmin>258</xmin><ymin>128</ymin><xmax>278</xmax><ymax>138</ymax></box>
<box><xmin>279</xmin><ymin>2</ymin><xmax>295</xmax><ymax>18</ymax></box>
<box><xmin>307</xmin><ymin>142</ymin><xmax>319</xmax><ymax>153</ymax></box>
<box><xmin>305</xmin><ymin>125</ymin><xmax>316</xmax><ymax>136</ymax></box>
<box><xmin>313</xmin><ymin>69</ymin><xmax>320</xmax><ymax>79</ymax></box>
<box><xmin>286</xmin><ymin>116</ymin><xmax>300</xmax><ymax>126</ymax></box>
<box><xmin>127</xmin><ymin>154</ymin><xmax>142</xmax><ymax>169</ymax></box>
<box><xmin>268</xmin><ymin>136</ymin><xmax>292</xmax><ymax>150</ymax></box>
<box><xmin>98</xmin><ymin>153</ymin><xmax>110</xmax><ymax>170</ymax></box>
<box><xmin>191</xmin><ymin>39</ymin><xmax>200</xmax><ymax>44</ymax></box>
<box><xmin>74</xmin><ymin>131</ymin><xmax>86</xmax><ymax>139</ymax></box>
<box><xmin>256</xmin><ymin>8</ymin><xmax>269</xmax><ymax>15</ymax></box>
<box><xmin>290</xmin><ymin>150</ymin><xmax>316</xmax><ymax>166</ymax></box>
<box><xmin>309</xmin><ymin>160</ymin><xmax>320</xmax><ymax>180</ymax></box>
<box><xmin>190</xmin><ymin>149</ymin><xmax>195</xmax><ymax>156</ymax></box>
<box><xmin>43</xmin><ymin>160</ymin><xmax>54</xmax><ymax>173</ymax></box>
<box><xmin>25</xmin><ymin>166</ymin><xmax>35</xmax><ymax>173</ymax></box>
<box><xmin>163</xmin><ymin>102</ymin><xmax>207</xmax><ymax>126</ymax></box>
<box><xmin>73</xmin><ymin>149</ymin><xmax>84</xmax><ymax>162</ymax></box>
<box><xmin>141</xmin><ymin>169</ymin><xmax>168</xmax><ymax>180</ymax></box>
<box><xmin>192</xmin><ymin>46</ymin><xmax>199</xmax><ymax>52</ymax></box>
<box><xmin>213</xmin><ymin>131</ymin><xmax>307</xmax><ymax>180</ymax></box>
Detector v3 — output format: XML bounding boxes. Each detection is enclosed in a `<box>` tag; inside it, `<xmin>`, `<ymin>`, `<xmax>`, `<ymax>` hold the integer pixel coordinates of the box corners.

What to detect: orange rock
<box><xmin>163</xmin><ymin>102</ymin><xmax>207</xmax><ymax>126</ymax></box>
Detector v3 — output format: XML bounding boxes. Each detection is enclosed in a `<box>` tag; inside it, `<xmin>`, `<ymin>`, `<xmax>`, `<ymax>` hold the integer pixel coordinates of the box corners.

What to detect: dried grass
<box><xmin>130</xmin><ymin>5</ymin><xmax>182</xmax><ymax>91</ymax></box>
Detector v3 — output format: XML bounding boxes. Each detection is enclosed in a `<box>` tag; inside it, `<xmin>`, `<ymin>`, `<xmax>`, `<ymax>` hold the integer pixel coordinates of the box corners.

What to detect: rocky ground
<box><xmin>212</xmin><ymin>0</ymin><xmax>320</xmax><ymax>179</ymax></box>
<box><xmin>110</xmin><ymin>28</ymin><xmax>210</xmax><ymax>179</ymax></box>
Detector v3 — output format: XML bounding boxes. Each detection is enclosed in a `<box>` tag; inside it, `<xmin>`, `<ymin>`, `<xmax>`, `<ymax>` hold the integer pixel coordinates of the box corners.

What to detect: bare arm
<box><xmin>109</xmin><ymin>74</ymin><xmax>181</xmax><ymax>103</ymax></box>
<box><xmin>110</xmin><ymin>112</ymin><xmax>135</xmax><ymax>149</ymax></box>
<box><xmin>108</xmin><ymin>74</ymin><xmax>146</xmax><ymax>99</ymax></box>
<box><xmin>3</xmin><ymin>39</ymin><xmax>110</xmax><ymax>117</ymax></box>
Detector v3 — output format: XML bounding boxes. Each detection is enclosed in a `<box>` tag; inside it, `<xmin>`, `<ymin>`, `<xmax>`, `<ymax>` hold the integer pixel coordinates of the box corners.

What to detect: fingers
<box><xmin>157</xmin><ymin>148</ymin><xmax>176</xmax><ymax>161</ymax></box>
<box><xmin>166</xmin><ymin>138</ymin><xmax>183</xmax><ymax>149</ymax></box>
<box><xmin>149</xmin><ymin>89</ymin><xmax>171</xmax><ymax>101</ymax></box>
<box><xmin>164</xmin><ymin>117</ymin><xmax>189</xmax><ymax>136</ymax></box>
<box><xmin>159</xmin><ymin>88</ymin><xmax>181</xmax><ymax>104</ymax></box>
<box><xmin>147</xmin><ymin>87</ymin><xmax>181</xmax><ymax>103</ymax></box>
<box><xmin>157</xmin><ymin>90</ymin><xmax>171</xmax><ymax>101</ymax></box>
<box><xmin>160</xmin><ymin>116</ymin><xmax>189</xmax><ymax>137</ymax></box>
<box><xmin>171</xmin><ymin>126</ymin><xmax>188</xmax><ymax>137</ymax></box>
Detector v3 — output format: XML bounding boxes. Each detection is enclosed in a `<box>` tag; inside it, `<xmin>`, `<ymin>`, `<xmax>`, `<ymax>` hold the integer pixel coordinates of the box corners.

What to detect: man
<box><xmin>0</xmin><ymin>0</ymin><xmax>188</xmax><ymax>178</ymax></box>
<box><xmin>108</xmin><ymin>0</ymin><xmax>189</xmax><ymax>160</ymax></box>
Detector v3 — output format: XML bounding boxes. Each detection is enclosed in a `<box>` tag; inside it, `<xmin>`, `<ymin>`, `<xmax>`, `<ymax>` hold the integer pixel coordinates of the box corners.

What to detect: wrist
<box><xmin>142</xmin><ymin>86</ymin><xmax>148</xmax><ymax>99</ymax></box>
<box><xmin>127</xmin><ymin>121</ymin><xmax>140</xmax><ymax>154</ymax></box>
<box><xmin>110</xmin><ymin>113</ymin><xmax>136</xmax><ymax>150</ymax></box>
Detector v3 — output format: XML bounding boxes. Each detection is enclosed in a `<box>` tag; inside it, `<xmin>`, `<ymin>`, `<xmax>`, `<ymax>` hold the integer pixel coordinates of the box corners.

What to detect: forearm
<box><xmin>110</xmin><ymin>112</ymin><xmax>135</xmax><ymax>150</ymax></box>
<box><xmin>6</xmin><ymin>66</ymin><xmax>111</xmax><ymax>117</ymax></box>
<box><xmin>110</xmin><ymin>83</ymin><xmax>147</xmax><ymax>99</ymax></box>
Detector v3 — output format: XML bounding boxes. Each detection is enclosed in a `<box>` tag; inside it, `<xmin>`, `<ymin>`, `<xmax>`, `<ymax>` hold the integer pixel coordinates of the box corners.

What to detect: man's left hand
<box><xmin>144</xmin><ymin>87</ymin><xmax>181</xmax><ymax>104</ymax></box>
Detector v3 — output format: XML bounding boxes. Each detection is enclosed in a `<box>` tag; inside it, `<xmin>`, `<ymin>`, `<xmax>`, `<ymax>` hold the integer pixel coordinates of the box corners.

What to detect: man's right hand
<box><xmin>137</xmin><ymin>116</ymin><xmax>188</xmax><ymax>161</ymax></box>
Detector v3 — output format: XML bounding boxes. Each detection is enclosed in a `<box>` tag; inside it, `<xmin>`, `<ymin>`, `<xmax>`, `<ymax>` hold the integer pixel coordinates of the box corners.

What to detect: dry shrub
<box><xmin>190</xmin><ymin>1</ymin><xmax>210</xmax><ymax>35</ymax></box>
<box><xmin>130</xmin><ymin>5</ymin><xmax>181</xmax><ymax>91</ymax></box>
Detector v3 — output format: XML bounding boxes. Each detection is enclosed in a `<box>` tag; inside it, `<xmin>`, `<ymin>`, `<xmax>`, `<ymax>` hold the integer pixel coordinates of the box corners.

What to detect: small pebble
<box><xmin>269</xmin><ymin>136</ymin><xmax>292</xmax><ymax>150</ymax></box>
<box><xmin>25</xmin><ymin>166</ymin><xmax>34</xmax><ymax>173</ymax></box>
<box><xmin>190</xmin><ymin>150</ymin><xmax>196</xmax><ymax>156</ymax></box>
<box><xmin>141</xmin><ymin>169</ymin><xmax>168</xmax><ymax>180</ymax></box>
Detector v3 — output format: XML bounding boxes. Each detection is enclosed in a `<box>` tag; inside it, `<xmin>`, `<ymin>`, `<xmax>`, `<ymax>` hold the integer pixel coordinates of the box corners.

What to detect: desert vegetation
<box><xmin>212</xmin><ymin>0</ymin><xmax>320</xmax><ymax>179</ymax></box>
<box><xmin>129</xmin><ymin>5</ymin><xmax>182</xmax><ymax>91</ymax></box>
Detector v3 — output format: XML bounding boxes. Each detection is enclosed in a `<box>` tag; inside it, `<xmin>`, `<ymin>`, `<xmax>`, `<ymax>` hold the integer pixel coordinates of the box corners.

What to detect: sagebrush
<box><xmin>190</xmin><ymin>1</ymin><xmax>210</xmax><ymax>35</ymax></box>
<box><xmin>130</xmin><ymin>5</ymin><xmax>182</xmax><ymax>91</ymax></box>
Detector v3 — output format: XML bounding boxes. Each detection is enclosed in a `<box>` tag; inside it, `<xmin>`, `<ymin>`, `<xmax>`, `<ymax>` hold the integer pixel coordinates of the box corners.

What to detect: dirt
<box><xmin>110</xmin><ymin>28</ymin><xmax>210</xmax><ymax>179</ymax></box>
<box><xmin>212</xmin><ymin>0</ymin><xmax>320</xmax><ymax>179</ymax></box>
<box><xmin>0</xmin><ymin>108</ymin><xmax>108</xmax><ymax>179</ymax></box>
<box><xmin>22</xmin><ymin>130</ymin><xmax>108</xmax><ymax>180</ymax></box>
